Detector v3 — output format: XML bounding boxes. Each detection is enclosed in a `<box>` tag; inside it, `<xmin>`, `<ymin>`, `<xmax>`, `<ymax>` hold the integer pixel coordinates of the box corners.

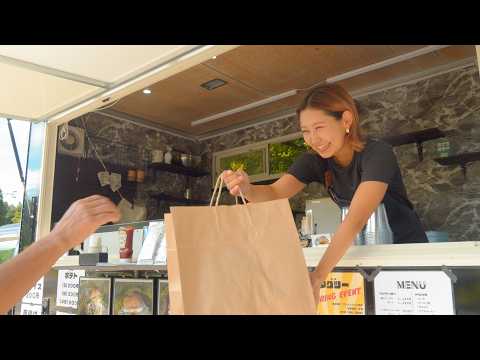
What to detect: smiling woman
<box><xmin>221</xmin><ymin>83</ymin><xmax>428</xmax><ymax>306</ymax></box>
<box><xmin>297</xmin><ymin>83</ymin><xmax>365</xmax><ymax>157</ymax></box>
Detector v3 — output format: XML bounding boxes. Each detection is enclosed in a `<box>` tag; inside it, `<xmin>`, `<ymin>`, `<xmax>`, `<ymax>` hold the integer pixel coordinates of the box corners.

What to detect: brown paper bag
<box><xmin>166</xmin><ymin>176</ymin><xmax>316</xmax><ymax>315</ymax></box>
<box><xmin>165</xmin><ymin>213</ymin><xmax>184</xmax><ymax>315</ymax></box>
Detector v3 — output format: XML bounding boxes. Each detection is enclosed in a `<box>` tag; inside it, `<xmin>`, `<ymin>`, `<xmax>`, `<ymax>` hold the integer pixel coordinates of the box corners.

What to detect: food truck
<box><xmin>2</xmin><ymin>45</ymin><xmax>480</xmax><ymax>315</ymax></box>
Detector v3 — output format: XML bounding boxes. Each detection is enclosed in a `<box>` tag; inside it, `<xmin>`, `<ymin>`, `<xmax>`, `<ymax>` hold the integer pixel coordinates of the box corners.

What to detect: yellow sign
<box><xmin>317</xmin><ymin>272</ymin><xmax>366</xmax><ymax>315</ymax></box>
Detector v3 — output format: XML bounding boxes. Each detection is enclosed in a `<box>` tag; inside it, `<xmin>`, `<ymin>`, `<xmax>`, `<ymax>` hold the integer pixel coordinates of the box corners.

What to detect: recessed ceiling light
<box><xmin>143</xmin><ymin>89</ymin><xmax>152</xmax><ymax>95</ymax></box>
<box><xmin>212</xmin><ymin>56</ymin><xmax>217</xmax><ymax>59</ymax></box>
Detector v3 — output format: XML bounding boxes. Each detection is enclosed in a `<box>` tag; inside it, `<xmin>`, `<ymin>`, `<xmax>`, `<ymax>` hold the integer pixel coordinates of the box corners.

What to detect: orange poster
<box><xmin>317</xmin><ymin>272</ymin><xmax>365</xmax><ymax>315</ymax></box>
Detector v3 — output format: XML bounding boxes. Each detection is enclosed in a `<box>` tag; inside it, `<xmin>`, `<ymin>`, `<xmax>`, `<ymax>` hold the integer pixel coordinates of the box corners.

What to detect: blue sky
<box><xmin>0</xmin><ymin>118</ymin><xmax>30</xmax><ymax>205</ymax></box>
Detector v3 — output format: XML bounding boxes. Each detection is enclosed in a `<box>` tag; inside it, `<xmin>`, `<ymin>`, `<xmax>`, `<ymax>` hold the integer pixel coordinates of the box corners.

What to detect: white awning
<box><xmin>0</xmin><ymin>45</ymin><xmax>238</xmax><ymax>123</ymax></box>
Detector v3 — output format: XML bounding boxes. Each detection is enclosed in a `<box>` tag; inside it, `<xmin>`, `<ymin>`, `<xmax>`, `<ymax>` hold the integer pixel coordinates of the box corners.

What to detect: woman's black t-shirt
<box><xmin>287</xmin><ymin>138</ymin><xmax>427</xmax><ymax>244</ymax></box>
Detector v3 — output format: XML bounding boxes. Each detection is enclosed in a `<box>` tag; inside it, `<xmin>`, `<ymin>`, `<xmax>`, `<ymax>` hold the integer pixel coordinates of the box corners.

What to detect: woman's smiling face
<box><xmin>300</xmin><ymin>108</ymin><xmax>350</xmax><ymax>159</ymax></box>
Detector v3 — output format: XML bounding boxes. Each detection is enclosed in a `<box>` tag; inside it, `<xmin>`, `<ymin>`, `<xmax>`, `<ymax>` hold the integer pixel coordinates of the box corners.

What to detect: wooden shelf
<box><xmin>123</xmin><ymin>180</ymin><xmax>140</xmax><ymax>188</ymax></box>
<box><xmin>382</xmin><ymin>127</ymin><xmax>445</xmax><ymax>161</ymax></box>
<box><xmin>434</xmin><ymin>152</ymin><xmax>480</xmax><ymax>178</ymax></box>
<box><xmin>148</xmin><ymin>162</ymin><xmax>209</xmax><ymax>177</ymax></box>
<box><xmin>382</xmin><ymin>128</ymin><xmax>445</xmax><ymax>147</ymax></box>
<box><xmin>149</xmin><ymin>192</ymin><xmax>209</xmax><ymax>206</ymax></box>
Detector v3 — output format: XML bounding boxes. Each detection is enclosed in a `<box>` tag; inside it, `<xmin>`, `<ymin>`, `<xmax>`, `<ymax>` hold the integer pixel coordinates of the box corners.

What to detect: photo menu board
<box><xmin>374</xmin><ymin>271</ymin><xmax>455</xmax><ymax>315</ymax></box>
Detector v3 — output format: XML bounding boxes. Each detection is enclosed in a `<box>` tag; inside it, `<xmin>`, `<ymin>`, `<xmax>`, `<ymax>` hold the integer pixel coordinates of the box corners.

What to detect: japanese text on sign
<box><xmin>20</xmin><ymin>303</ymin><xmax>42</xmax><ymax>316</ymax></box>
<box><xmin>22</xmin><ymin>277</ymin><xmax>44</xmax><ymax>305</ymax></box>
<box><xmin>56</xmin><ymin>270</ymin><xmax>85</xmax><ymax>309</ymax></box>
<box><xmin>317</xmin><ymin>272</ymin><xmax>366</xmax><ymax>315</ymax></box>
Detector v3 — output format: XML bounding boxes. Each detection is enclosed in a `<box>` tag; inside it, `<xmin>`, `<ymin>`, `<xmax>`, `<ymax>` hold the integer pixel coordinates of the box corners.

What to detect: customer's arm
<box><xmin>0</xmin><ymin>195</ymin><xmax>120</xmax><ymax>314</ymax></box>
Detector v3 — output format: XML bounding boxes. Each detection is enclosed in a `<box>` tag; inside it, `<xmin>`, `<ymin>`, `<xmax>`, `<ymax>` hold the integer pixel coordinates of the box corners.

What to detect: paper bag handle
<box><xmin>210</xmin><ymin>173</ymin><xmax>247</xmax><ymax>207</ymax></box>
<box><xmin>209</xmin><ymin>174</ymin><xmax>254</xmax><ymax>230</ymax></box>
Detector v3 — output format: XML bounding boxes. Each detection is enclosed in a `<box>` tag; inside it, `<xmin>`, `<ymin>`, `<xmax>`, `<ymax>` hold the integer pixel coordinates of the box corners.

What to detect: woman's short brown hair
<box><xmin>297</xmin><ymin>83</ymin><xmax>365</xmax><ymax>152</ymax></box>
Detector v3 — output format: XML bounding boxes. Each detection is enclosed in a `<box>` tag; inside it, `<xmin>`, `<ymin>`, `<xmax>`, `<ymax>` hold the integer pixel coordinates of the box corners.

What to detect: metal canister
<box><xmin>136</xmin><ymin>169</ymin><xmax>145</xmax><ymax>183</ymax></box>
<box><xmin>341</xmin><ymin>203</ymin><xmax>394</xmax><ymax>245</ymax></box>
<box><xmin>127</xmin><ymin>170</ymin><xmax>137</xmax><ymax>182</ymax></box>
<box><xmin>363</xmin><ymin>203</ymin><xmax>394</xmax><ymax>245</ymax></box>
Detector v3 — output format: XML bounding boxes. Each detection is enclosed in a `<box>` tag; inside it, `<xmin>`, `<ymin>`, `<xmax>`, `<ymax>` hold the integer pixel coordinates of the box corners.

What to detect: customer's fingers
<box><xmin>77</xmin><ymin>197</ymin><xmax>117</xmax><ymax>214</ymax></box>
<box><xmin>81</xmin><ymin>198</ymin><xmax>120</xmax><ymax>219</ymax></box>
<box><xmin>88</xmin><ymin>199</ymin><xmax>119</xmax><ymax>213</ymax></box>
<box><xmin>90</xmin><ymin>211</ymin><xmax>121</xmax><ymax>226</ymax></box>
<box><xmin>59</xmin><ymin>196</ymin><xmax>119</xmax><ymax>229</ymax></box>
<box><xmin>77</xmin><ymin>194</ymin><xmax>109</xmax><ymax>204</ymax></box>
<box><xmin>89</xmin><ymin>206</ymin><xmax>121</xmax><ymax>221</ymax></box>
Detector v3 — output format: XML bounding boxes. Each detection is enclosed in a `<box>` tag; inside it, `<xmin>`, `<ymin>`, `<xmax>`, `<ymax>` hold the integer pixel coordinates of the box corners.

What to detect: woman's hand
<box><xmin>221</xmin><ymin>169</ymin><xmax>252</xmax><ymax>197</ymax></box>
<box><xmin>309</xmin><ymin>271</ymin><xmax>321</xmax><ymax>308</ymax></box>
<box><xmin>308</xmin><ymin>266</ymin><xmax>328</xmax><ymax>308</ymax></box>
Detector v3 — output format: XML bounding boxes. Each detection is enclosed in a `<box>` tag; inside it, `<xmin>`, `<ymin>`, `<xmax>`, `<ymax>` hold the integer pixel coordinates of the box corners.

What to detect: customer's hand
<box><xmin>221</xmin><ymin>169</ymin><xmax>251</xmax><ymax>197</ymax></box>
<box><xmin>51</xmin><ymin>195</ymin><xmax>120</xmax><ymax>249</ymax></box>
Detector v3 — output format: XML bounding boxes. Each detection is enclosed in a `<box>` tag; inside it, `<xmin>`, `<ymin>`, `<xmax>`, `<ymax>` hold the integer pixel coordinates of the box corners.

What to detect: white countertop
<box><xmin>303</xmin><ymin>241</ymin><xmax>480</xmax><ymax>267</ymax></box>
<box><xmin>54</xmin><ymin>241</ymin><xmax>480</xmax><ymax>269</ymax></box>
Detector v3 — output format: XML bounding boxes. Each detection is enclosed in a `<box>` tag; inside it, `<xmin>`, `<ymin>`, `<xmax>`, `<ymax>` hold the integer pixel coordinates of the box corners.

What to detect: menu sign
<box><xmin>20</xmin><ymin>303</ymin><xmax>43</xmax><ymax>315</ymax></box>
<box><xmin>22</xmin><ymin>277</ymin><xmax>44</xmax><ymax>305</ymax></box>
<box><xmin>317</xmin><ymin>272</ymin><xmax>366</xmax><ymax>315</ymax></box>
<box><xmin>374</xmin><ymin>271</ymin><xmax>455</xmax><ymax>315</ymax></box>
<box><xmin>56</xmin><ymin>270</ymin><xmax>85</xmax><ymax>309</ymax></box>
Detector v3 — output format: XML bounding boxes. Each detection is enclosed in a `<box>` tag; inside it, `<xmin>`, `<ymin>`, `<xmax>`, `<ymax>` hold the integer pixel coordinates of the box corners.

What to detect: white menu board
<box><xmin>22</xmin><ymin>277</ymin><xmax>44</xmax><ymax>305</ymax></box>
<box><xmin>56</xmin><ymin>270</ymin><xmax>85</xmax><ymax>309</ymax></box>
<box><xmin>374</xmin><ymin>271</ymin><xmax>455</xmax><ymax>315</ymax></box>
<box><xmin>20</xmin><ymin>303</ymin><xmax>43</xmax><ymax>315</ymax></box>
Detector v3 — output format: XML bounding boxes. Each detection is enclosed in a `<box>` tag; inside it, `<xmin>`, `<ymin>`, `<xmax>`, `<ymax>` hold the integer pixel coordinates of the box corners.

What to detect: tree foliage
<box><xmin>268</xmin><ymin>138</ymin><xmax>308</xmax><ymax>174</ymax></box>
<box><xmin>0</xmin><ymin>189</ymin><xmax>22</xmax><ymax>225</ymax></box>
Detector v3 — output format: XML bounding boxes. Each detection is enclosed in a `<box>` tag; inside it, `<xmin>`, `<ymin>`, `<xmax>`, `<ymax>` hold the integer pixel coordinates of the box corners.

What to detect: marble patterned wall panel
<box><xmin>68</xmin><ymin>113</ymin><xmax>210</xmax><ymax>220</ymax></box>
<box><xmin>63</xmin><ymin>65</ymin><xmax>480</xmax><ymax>240</ymax></box>
<box><xmin>203</xmin><ymin>65</ymin><xmax>480</xmax><ymax>240</ymax></box>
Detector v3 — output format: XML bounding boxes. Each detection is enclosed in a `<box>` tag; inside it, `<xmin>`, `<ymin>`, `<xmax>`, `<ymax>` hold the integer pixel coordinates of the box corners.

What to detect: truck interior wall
<box><xmin>52</xmin><ymin>65</ymin><xmax>480</xmax><ymax>241</ymax></box>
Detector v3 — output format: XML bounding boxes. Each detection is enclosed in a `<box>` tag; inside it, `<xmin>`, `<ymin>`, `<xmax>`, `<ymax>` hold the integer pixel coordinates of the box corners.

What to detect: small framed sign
<box><xmin>77</xmin><ymin>277</ymin><xmax>112</xmax><ymax>315</ymax></box>
<box><xmin>373</xmin><ymin>270</ymin><xmax>455</xmax><ymax>315</ymax></box>
<box><xmin>20</xmin><ymin>303</ymin><xmax>43</xmax><ymax>316</ymax></box>
<box><xmin>22</xmin><ymin>277</ymin><xmax>44</xmax><ymax>305</ymax></box>
<box><xmin>316</xmin><ymin>271</ymin><xmax>366</xmax><ymax>315</ymax></box>
<box><xmin>157</xmin><ymin>279</ymin><xmax>170</xmax><ymax>315</ymax></box>
<box><xmin>56</xmin><ymin>269</ymin><xmax>86</xmax><ymax>309</ymax></box>
<box><xmin>113</xmin><ymin>278</ymin><xmax>154</xmax><ymax>315</ymax></box>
